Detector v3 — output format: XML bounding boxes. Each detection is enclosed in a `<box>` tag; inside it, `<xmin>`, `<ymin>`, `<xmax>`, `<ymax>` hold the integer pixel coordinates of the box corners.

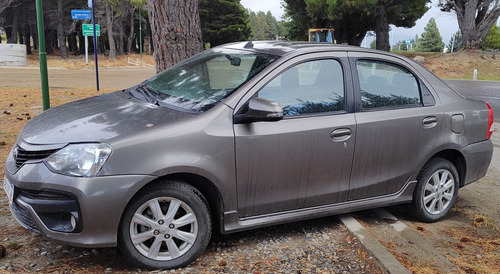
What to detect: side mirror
<box><xmin>234</xmin><ymin>97</ymin><xmax>284</xmax><ymax>124</ymax></box>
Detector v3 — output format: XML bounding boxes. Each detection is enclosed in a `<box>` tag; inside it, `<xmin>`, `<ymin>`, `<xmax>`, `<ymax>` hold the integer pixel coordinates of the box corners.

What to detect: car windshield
<box><xmin>130</xmin><ymin>48</ymin><xmax>279</xmax><ymax>113</ymax></box>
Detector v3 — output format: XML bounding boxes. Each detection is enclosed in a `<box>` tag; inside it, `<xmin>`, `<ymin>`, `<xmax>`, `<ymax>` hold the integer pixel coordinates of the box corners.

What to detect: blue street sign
<box><xmin>405</xmin><ymin>39</ymin><xmax>411</xmax><ymax>44</ymax></box>
<box><xmin>71</xmin><ymin>10</ymin><xmax>92</xmax><ymax>20</ymax></box>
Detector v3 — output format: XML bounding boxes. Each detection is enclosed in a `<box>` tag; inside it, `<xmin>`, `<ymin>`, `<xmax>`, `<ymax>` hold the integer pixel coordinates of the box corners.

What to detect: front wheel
<box><xmin>119</xmin><ymin>180</ymin><xmax>212</xmax><ymax>270</ymax></box>
<box><xmin>409</xmin><ymin>158</ymin><xmax>459</xmax><ymax>222</ymax></box>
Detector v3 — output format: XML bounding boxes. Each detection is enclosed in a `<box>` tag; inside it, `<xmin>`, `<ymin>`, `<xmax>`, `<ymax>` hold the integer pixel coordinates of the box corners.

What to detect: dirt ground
<box><xmin>397</xmin><ymin>50</ymin><xmax>500</xmax><ymax>81</ymax></box>
<box><xmin>1</xmin><ymin>51</ymin><xmax>500</xmax><ymax>273</ymax></box>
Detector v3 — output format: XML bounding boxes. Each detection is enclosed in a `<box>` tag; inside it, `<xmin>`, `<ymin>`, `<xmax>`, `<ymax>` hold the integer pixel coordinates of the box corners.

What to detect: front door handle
<box><xmin>331</xmin><ymin>128</ymin><xmax>352</xmax><ymax>142</ymax></box>
<box><xmin>422</xmin><ymin>116</ymin><xmax>438</xmax><ymax>128</ymax></box>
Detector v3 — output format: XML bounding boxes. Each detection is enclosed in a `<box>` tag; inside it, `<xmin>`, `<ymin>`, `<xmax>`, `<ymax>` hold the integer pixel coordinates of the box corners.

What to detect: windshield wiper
<box><xmin>127</xmin><ymin>83</ymin><xmax>161</xmax><ymax>104</ymax></box>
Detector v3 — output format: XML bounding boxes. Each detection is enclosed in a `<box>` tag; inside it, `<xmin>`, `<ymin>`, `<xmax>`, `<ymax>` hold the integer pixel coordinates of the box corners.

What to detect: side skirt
<box><xmin>221</xmin><ymin>180</ymin><xmax>417</xmax><ymax>234</ymax></box>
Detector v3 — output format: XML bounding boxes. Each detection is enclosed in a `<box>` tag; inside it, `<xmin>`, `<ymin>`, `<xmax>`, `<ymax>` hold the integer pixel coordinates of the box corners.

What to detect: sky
<box><xmin>240</xmin><ymin>0</ymin><xmax>467</xmax><ymax>48</ymax></box>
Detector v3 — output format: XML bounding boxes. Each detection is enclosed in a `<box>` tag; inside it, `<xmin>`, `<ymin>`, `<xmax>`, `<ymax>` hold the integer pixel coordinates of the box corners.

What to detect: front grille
<box><xmin>10</xmin><ymin>200</ymin><xmax>40</xmax><ymax>233</ymax></box>
<box><xmin>18</xmin><ymin>189</ymin><xmax>75</xmax><ymax>201</ymax></box>
<box><xmin>14</xmin><ymin>146</ymin><xmax>58</xmax><ymax>168</ymax></box>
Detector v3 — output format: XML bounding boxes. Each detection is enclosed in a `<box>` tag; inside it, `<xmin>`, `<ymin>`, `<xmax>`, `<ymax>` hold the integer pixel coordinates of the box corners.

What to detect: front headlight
<box><xmin>45</xmin><ymin>143</ymin><xmax>112</xmax><ymax>177</ymax></box>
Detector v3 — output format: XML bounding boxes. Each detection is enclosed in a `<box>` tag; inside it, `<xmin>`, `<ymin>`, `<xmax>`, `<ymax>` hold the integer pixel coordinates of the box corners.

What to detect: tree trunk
<box><xmin>78</xmin><ymin>28</ymin><xmax>85</xmax><ymax>55</ymax></box>
<box><xmin>127</xmin><ymin>6</ymin><xmax>136</xmax><ymax>54</ymax></box>
<box><xmin>57</xmin><ymin>0</ymin><xmax>68</xmax><ymax>58</ymax></box>
<box><xmin>68</xmin><ymin>32</ymin><xmax>77</xmax><ymax>52</ymax></box>
<box><xmin>19</xmin><ymin>24</ymin><xmax>24</xmax><ymax>44</ymax></box>
<box><xmin>375</xmin><ymin>3</ymin><xmax>390</xmax><ymax>52</ymax></box>
<box><xmin>105</xmin><ymin>4</ymin><xmax>117</xmax><ymax>60</ymax></box>
<box><xmin>117</xmin><ymin>23</ymin><xmax>125</xmax><ymax>55</ymax></box>
<box><xmin>453</xmin><ymin>0</ymin><xmax>500</xmax><ymax>49</ymax></box>
<box><xmin>32</xmin><ymin>23</ymin><xmax>38</xmax><ymax>51</ymax></box>
<box><xmin>24</xmin><ymin>22</ymin><xmax>31</xmax><ymax>54</ymax></box>
<box><xmin>44</xmin><ymin>29</ymin><xmax>54</xmax><ymax>54</ymax></box>
<box><xmin>147</xmin><ymin>0</ymin><xmax>203</xmax><ymax>72</ymax></box>
<box><xmin>7</xmin><ymin>6</ymin><xmax>18</xmax><ymax>43</ymax></box>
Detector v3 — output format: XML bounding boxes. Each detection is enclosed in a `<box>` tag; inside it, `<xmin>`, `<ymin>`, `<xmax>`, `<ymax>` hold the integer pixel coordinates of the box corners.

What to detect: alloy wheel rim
<box><xmin>423</xmin><ymin>169</ymin><xmax>455</xmax><ymax>215</ymax></box>
<box><xmin>130</xmin><ymin>197</ymin><xmax>198</xmax><ymax>261</ymax></box>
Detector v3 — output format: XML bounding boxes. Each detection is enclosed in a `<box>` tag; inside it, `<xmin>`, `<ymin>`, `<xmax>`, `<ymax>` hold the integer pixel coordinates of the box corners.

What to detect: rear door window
<box><xmin>356</xmin><ymin>60</ymin><xmax>422</xmax><ymax>110</ymax></box>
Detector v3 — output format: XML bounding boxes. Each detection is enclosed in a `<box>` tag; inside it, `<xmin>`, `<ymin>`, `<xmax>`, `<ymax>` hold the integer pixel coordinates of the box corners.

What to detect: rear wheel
<box><xmin>410</xmin><ymin>158</ymin><xmax>459</xmax><ymax>222</ymax></box>
<box><xmin>119</xmin><ymin>180</ymin><xmax>212</xmax><ymax>270</ymax></box>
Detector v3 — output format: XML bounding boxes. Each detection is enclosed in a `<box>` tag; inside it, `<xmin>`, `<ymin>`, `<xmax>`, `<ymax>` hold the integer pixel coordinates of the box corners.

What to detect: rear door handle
<box><xmin>331</xmin><ymin>128</ymin><xmax>352</xmax><ymax>142</ymax></box>
<box><xmin>422</xmin><ymin>116</ymin><xmax>438</xmax><ymax>128</ymax></box>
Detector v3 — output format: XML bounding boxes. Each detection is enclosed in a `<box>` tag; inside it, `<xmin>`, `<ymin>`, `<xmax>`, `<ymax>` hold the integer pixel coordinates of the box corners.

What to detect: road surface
<box><xmin>0</xmin><ymin>66</ymin><xmax>156</xmax><ymax>90</ymax></box>
<box><xmin>445</xmin><ymin>79</ymin><xmax>500</xmax><ymax>120</ymax></box>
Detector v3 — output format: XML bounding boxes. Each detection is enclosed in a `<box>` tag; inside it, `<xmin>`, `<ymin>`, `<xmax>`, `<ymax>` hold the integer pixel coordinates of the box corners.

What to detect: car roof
<box><xmin>220</xmin><ymin>40</ymin><xmax>378</xmax><ymax>57</ymax></box>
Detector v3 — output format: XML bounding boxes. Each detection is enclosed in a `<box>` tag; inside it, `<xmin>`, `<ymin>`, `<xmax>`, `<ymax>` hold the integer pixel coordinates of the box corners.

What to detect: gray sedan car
<box><xmin>3</xmin><ymin>41</ymin><xmax>494</xmax><ymax>269</ymax></box>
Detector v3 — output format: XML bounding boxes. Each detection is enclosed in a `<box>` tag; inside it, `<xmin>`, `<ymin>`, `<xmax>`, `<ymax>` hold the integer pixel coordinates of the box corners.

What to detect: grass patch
<box><xmin>7</xmin><ymin>242</ymin><xmax>22</xmax><ymax>250</ymax></box>
<box><xmin>392</xmin><ymin>51</ymin><xmax>442</xmax><ymax>59</ymax></box>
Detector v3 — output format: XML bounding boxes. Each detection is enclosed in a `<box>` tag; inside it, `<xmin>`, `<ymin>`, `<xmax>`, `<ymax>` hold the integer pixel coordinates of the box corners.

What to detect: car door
<box><xmin>347</xmin><ymin>52</ymin><xmax>443</xmax><ymax>201</ymax></box>
<box><xmin>233</xmin><ymin>53</ymin><xmax>356</xmax><ymax>217</ymax></box>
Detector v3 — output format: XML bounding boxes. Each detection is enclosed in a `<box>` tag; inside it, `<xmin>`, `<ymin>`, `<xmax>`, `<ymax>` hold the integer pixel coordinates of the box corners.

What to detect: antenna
<box><xmin>244</xmin><ymin>27</ymin><xmax>266</xmax><ymax>49</ymax></box>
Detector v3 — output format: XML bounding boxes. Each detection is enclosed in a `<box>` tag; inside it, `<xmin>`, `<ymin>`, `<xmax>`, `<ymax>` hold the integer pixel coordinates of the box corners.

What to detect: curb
<box><xmin>339</xmin><ymin>214</ymin><xmax>410</xmax><ymax>274</ymax></box>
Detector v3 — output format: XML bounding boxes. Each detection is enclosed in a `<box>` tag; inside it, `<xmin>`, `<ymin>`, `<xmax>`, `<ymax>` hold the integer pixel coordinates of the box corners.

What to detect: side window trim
<box><xmin>232</xmin><ymin>52</ymin><xmax>353</xmax><ymax>120</ymax></box>
<box><xmin>419</xmin><ymin>79</ymin><xmax>436</xmax><ymax>106</ymax></box>
<box><xmin>257</xmin><ymin>58</ymin><xmax>347</xmax><ymax>118</ymax></box>
<box><xmin>354</xmin><ymin>58</ymin><xmax>425</xmax><ymax>111</ymax></box>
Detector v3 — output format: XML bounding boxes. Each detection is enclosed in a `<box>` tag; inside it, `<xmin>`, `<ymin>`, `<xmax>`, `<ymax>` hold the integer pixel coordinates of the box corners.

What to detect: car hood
<box><xmin>19</xmin><ymin>91</ymin><xmax>194</xmax><ymax>145</ymax></box>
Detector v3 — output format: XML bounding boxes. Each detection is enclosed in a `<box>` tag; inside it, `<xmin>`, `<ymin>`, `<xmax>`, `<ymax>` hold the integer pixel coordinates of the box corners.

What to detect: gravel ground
<box><xmin>0</xmin><ymin>203</ymin><xmax>384</xmax><ymax>273</ymax></box>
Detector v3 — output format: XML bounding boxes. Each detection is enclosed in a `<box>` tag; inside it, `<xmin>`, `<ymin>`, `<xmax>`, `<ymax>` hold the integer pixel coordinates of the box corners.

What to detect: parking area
<box><xmin>1</xmin><ymin>65</ymin><xmax>499</xmax><ymax>272</ymax></box>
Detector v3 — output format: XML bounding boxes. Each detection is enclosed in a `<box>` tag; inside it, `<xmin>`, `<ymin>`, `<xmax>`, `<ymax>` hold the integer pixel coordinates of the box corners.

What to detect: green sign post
<box><xmin>36</xmin><ymin>0</ymin><xmax>50</xmax><ymax>110</ymax></box>
<box><xmin>82</xmin><ymin>24</ymin><xmax>100</xmax><ymax>36</ymax></box>
<box><xmin>82</xmin><ymin>24</ymin><xmax>100</xmax><ymax>66</ymax></box>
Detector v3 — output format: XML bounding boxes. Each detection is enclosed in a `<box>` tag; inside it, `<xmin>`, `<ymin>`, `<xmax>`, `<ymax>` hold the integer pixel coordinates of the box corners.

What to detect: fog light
<box><xmin>70</xmin><ymin>214</ymin><xmax>77</xmax><ymax>231</ymax></box>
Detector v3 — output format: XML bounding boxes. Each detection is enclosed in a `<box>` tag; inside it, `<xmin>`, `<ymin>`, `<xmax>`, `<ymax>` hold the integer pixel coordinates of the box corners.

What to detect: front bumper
<box><xmin>4</xmin><ymin>157</ymin><xmax>155</xmax><ymax>248</ymax></box>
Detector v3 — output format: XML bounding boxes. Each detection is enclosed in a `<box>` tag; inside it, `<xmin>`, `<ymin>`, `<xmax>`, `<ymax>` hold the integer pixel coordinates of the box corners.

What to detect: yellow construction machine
<box><xmin>308</xmin><ymin>28</ymin><xmax>336</xmax><ymax>43</ymax></box>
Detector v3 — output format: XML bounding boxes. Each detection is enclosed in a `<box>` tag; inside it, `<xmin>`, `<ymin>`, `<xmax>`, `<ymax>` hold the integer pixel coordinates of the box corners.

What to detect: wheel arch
<box><xmin>119</xmin><ymin>173</ymin><xmax>225</xmax><ymax>234</ymax></box>
<box><xmin>427</xmin><ymin>149</ymin><xmax>466</xmax><ymax>187</ymax></box>
<box><xmin>166</xmin><ymin>173</ymin><xmax>224</xmax><ymax>232</ymax></box>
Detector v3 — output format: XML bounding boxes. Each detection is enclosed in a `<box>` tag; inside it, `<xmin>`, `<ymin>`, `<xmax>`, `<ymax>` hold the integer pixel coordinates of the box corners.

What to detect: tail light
<box><xmin>486</xmin><ymin>102</ymin><xmax>494</xmax><ymax>139</ymax></box>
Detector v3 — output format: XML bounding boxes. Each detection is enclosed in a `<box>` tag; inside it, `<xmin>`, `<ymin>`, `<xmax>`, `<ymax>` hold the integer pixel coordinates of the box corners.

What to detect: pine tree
<box><xmin>447</xmin><ymin>31</ymin><xmax>462</xmax><ymax>52</ymax></box>
<box><xmin>247</xmin><ymin>10</ymin><xmax>282</xmax><ymax>40</ymax></box>
<box><xmin>199</xmin><ymin>0</ymin><xmax>250</xmax><ymax>48</ymax></box>
<box><xmin>284</xmin><ymin>0</ymin><xmax>429</xmax><ymax>51</ymax></box>
<box><xmin>439</xmin><ymin>0</ymin><xmax>500</xmax><ymax>49</ymax></box>
<box><xmin>483</xmin><ymin>25</ymin><xmax>500</xmax><ymax>50</ymax></box>
<box><xmin>416</xmin><ymin>18</ymin><xmax>445</xmax><ymax>52</ymax></box>
<box><xmin>147</xmin><ymin>0</ymin><xmax>203</xmax><ymax>72</ymax></box>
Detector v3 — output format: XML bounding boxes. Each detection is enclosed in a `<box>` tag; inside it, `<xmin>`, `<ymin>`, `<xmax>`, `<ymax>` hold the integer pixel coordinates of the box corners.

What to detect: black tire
<box><xmin>409</xmin><ymin>158</ymin><xmax>459</xmax><ymax>222</ymax></box>
<box><xmin>118</xmin><ymin>180</ymin><xmax>212</xmax><ymax>270</ymax></box>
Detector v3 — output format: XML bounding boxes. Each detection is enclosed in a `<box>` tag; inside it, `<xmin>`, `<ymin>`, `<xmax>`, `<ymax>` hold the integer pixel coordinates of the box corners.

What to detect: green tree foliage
<box><xmin>416</xmin><ymin>18</ymin><xmax>445</xmax><ymax>52</ymax></box>
<box><xmin>439</xmin><ymin>0</ymin><xmax>500</xmax><ymax>49</ymax></box>
<box><xmin>199</xmin><ymin>0</ymin><xmax>250</xmax><ymax>47</ymax></box>
<box><xmin>304</xmin><ymin>0</ymin><xmax>371</xmax><ymax>46</ymax></box>
<box><xmin>247</xmin><ymin>10</ymin><xmax>283</xmax><ymax>40</ymax></box>
<box><xmin>129</xmin><ymin>0</ymin><xmax>147</xmax><ymax>5</ymax></box>
<box><xmin>282</xmin><ymin>0</ymin><xmax>320</xmax><ymax>41</ymax></box>
<box><xmin>483</xmin><ymin>25</ymin><xmax>500</xmax><ymax>50</ymax></box>
<box><xmin>0</xmin><ymin>0</ymin><xmax>148</xmax><ymax>56</ymax></box>
<box><xmin>447</xmin><ymin>30</ymin><xmax>462</xmax><ymax>52</ymax></box>
<box><xmin>395</xmin><ymin>40</ymin><xmax>409</xmax><ymax>51</ymax></box>
<box><xmin>283</xmin><ymin>0</ymin><xmax>429</xmax><ymax>52</ymax></box>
